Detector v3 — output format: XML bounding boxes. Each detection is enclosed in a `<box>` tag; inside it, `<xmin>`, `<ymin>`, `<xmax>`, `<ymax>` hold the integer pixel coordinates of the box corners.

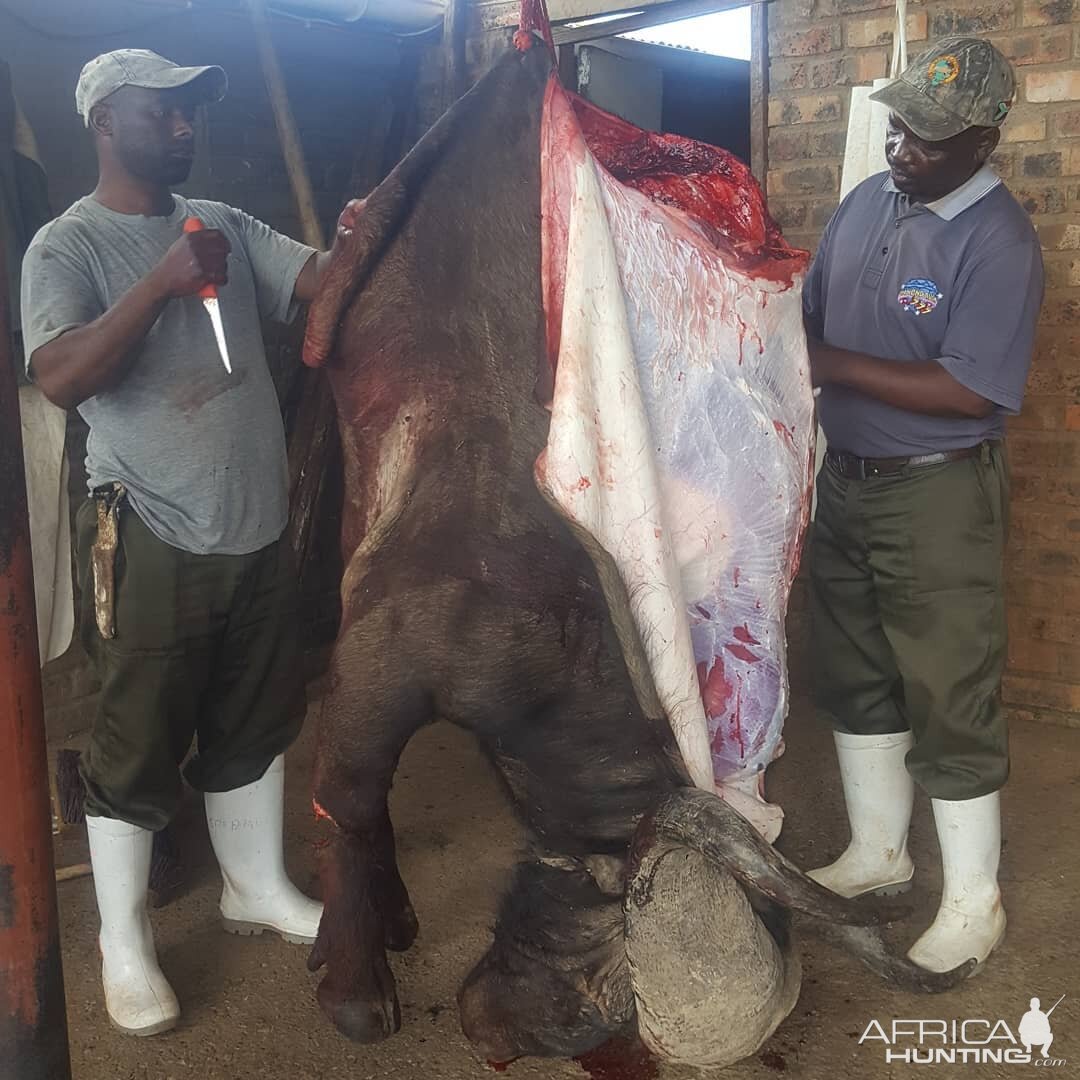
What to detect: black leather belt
<box><xmin>825</xmin><ymin>443</ymin><xmax>989</xmax><ymax>481</ymax></box>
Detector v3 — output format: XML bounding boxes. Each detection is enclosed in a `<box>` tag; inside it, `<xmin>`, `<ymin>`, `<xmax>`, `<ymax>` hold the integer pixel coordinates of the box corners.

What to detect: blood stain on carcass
<box><xmin>732</xmin><ymin>684</ymin><xmax>744</xmax><ymax>751</ymax></box>
<box><xmin>725</xmin><ymin>642</ymin><xmax>760</xmax><ymax>663</ymax></box>
<box><xmin>698</xmin><ymin>655</ymin><xmax>734</xmax><ymax>717</ymax></box>
<box><xmin>575</xmin><ymin>475</ymin><xmax>592</xmax><ymax>491</ymax></box>
<box><xmin>733</xmin><ymin>565</ymin><xmax>741</xmax><ymax>587</ymax></box>
<box><xmin>694</xmin><ymin>604</ymin><xmax>711</xmax><ymax>620</ymax></box>
<box><xmin>773</xmin><ymin>420</ymin><xmax>796</xmax><ymax>448</ymax></box>
<box><xmin>574</xmin><ymin>1036</ymin><xmax>659</xmax><ymax>1080</ymax></box>
<box><xmin>732</xmin><ymin>623</ymin><xmax>760</xmax><ymax>645</ymax></box>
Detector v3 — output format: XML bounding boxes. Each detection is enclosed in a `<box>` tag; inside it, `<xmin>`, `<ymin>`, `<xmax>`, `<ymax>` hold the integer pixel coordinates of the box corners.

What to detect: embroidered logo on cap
<box><xmin>928</xmin><ymin>55</ymin><xmax>960</xmax><ymax>86</ymax></box>
<box><xmin>898</xmin><ymin>278</ymin><xmax>944</xmax><ymax>316</ymax></box>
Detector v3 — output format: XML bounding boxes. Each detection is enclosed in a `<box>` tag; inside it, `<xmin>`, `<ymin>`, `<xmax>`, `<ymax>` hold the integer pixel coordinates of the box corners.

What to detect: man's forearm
<box><xmin>292</xmin><ymin>250</ymin><xmax>331</xmax><ymax>304</ymax></box>
<box><xmin>807</xmin><ymin>339</ymin><xmax>994</xmax><ymax>420</ymax></box>
<box><xmin>31</xmin><ymin>271</ymin><xmax>171</xmax><ymax>410</ymax></box>
<box><xmin>291</xmin><ymin>198</ymin><xmax>366</xmax><ymax>304</ymax></box>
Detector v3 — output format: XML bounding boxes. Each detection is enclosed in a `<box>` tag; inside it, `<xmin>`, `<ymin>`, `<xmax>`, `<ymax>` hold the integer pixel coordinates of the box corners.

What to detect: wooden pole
<box><xmin>749</xmin><ymin>1</ymin><xmax>769</xmax><ymax>186</ymax></box>
<box><xmin>246</xmin><ymin>0</ymin><xmax>326</xmax><ymax>250</ymax></box>
<box><xmin>246</xmin><ymin>0</ymin><xmax>336</xmax><ymax>578</ymax></box>
<box><xmin>0</xmin><ymin>260</ymin><xmax>72</xmax><ymax>1080</ymax></box>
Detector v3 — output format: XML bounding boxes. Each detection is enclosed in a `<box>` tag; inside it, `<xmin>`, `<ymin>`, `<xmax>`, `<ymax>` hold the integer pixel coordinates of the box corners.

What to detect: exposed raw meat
<box><xmin>536</xmin><ymin>81</ymin><xmax>813</xmax><ymax>840</ymax></box>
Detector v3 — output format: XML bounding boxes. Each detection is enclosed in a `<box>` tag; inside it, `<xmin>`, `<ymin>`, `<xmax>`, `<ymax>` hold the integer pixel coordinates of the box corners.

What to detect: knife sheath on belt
<box><xmin>91</xmin><ymin>485</ymin><xmax>125</xmax><ymax>639</ymax></box>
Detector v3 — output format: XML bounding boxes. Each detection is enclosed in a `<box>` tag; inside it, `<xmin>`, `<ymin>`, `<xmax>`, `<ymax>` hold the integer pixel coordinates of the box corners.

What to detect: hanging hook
<box><xmin>515</xmin><ymin>0</ymin><xmax>558</xmax><ymax>65</ymax></box>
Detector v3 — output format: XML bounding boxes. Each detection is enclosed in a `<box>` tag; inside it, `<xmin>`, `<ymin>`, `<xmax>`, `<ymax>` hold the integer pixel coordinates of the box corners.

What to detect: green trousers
<box><xmin>76</xmin><ymin>497</ymin><xmax>306</xmax><ymax>831</ymax></box>
<box><xmin>809</xmin><ymin>443</ymin><xmax>1009</xmax><ymax>801</ymax></box>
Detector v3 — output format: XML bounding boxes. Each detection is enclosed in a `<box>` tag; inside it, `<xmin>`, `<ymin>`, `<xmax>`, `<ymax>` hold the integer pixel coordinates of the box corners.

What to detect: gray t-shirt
<box><xmin>21</xmin><ymin>194</ymin><xmax>315</xmax><ymax>555</ymax></box>
<box><xmin>803</xmin><ymin>167</ymin><xmax>1044</xmax><ymax>457</ymax></box>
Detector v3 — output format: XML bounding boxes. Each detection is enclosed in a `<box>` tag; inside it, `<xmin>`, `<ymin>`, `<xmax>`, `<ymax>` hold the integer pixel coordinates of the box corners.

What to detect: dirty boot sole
<box><xmin>960</xmin><ymin>919</ymin><xmax>1008</xmax><ymax>980</ymax></box>
<box><xmin>809</xmin><ymin>868</ymin><xmax>915</xmax><ymax>900</ymax></box>
<box><xmin>864</xmin><ymin>878</ymin><xmax>913</xmax><ymax>898</ymax></box>
<box><xmin>907</xmin><ymin>911</ymin><xmax>1007</xmax><ymax>978</ymax></box>
<box><xmin>107</xmin><ymin>1013</ymin><xmax>178</xmax><ymax>1038</ymax></box>
<box><xmin>222</xmin><ymin>916</ymin><xmax>316</xmax><ymax>946</ymax></box>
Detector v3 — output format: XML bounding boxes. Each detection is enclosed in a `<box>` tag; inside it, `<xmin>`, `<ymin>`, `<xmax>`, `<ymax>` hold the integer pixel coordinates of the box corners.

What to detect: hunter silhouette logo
<box><xmin>1019</xmin><ymin>996</ymin><xmax>1064</xmax><ymax>1061</ymax></box>
<box><xmin>858</xmin><ymin>994</ymin><xmax>1067</xmax><ymax>1066</ymax></box>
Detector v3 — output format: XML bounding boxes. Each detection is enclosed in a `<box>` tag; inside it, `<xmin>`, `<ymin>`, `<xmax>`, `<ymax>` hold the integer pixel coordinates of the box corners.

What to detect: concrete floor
<box><xmin>52</xmin><ymin>688</ymin><xmax>1079</xmax><ymax>1080</ymax></box>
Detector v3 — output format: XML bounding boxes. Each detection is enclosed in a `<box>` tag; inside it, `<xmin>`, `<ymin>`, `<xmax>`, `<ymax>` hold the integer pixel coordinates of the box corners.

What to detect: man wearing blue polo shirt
<box><xmin>803</xmin><ymin>37</ymin><xmax>1043</xmax><ymax>975</ymax></box>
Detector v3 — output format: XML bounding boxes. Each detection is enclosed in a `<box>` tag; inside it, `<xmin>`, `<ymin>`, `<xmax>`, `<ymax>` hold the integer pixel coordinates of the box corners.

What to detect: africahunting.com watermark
<box><xmin>858</xmin><ymin>995</ymin><xmax>1067</xmax><ymax>1066</ymax></box>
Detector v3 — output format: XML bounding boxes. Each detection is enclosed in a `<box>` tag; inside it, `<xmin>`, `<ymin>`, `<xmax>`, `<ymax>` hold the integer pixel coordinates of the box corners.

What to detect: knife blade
<box><xmin>183</xmin><ymin>216</ymin><xmax>232</xmax><ymax>374</ymax></box>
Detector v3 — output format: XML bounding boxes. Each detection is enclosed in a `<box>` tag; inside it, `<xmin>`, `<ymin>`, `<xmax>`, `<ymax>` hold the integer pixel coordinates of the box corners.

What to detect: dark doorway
<box><xmin>562</xmin><ymin>9</ymin><xmax>752</xmax><ymax>163</ymax></box>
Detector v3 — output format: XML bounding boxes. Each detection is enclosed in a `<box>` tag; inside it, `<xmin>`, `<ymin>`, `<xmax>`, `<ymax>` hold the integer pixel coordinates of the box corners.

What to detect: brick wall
<box><xmin>767</xmin><ymin>0</ymin><xmax>1080</xmax><ymax>727</ymax></box>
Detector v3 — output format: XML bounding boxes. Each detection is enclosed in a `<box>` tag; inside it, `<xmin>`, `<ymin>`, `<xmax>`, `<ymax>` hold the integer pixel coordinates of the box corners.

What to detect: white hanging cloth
<box><xmin>20</xmin><ymin>385</ymin><xmax>73</xmax><ymax>665</ymax></box>
<box><xmin>840</xmin><ymin>0</ymin><xmax>908</xmax><ymax>200</ymax></box>
<box><xmin>811</xmin><ymin>0</ymin><xmax>907</xmax><ymax>519</ymax></box>
<box><xmin>8</xmin><ymin>91</ymin><xmax>74</xmax><ymax>665</ymax></box>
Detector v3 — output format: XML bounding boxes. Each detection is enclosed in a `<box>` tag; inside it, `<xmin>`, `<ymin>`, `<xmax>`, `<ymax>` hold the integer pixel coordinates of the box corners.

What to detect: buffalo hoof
<box><xmin>318</xmin><ymin>978</ymin><xmax>401</xmax><ymax>1043</ymax></box>
<box><xmin>384</xmin><ymin>903</ymin><xmax>419</xmax><ymax>952</ymax></box>
<box><xmin>459</xmin><ymin>973</ymin><xmax>526</xmax><ymax>1063</ymax></box>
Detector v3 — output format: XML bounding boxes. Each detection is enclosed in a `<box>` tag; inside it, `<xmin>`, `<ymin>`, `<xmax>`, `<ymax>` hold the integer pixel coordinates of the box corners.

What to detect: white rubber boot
<box><xmin>205</xmin><ymin>755</ymin><xmax>323</xmax><ymax>945</ymax></box>
<box><xmin>807</xmin><ymin>730</ymin><xmax>915</xmax><ymax>898</ymax></box>
<box><xmin>907</xmin><ymin>791</ymin><xmax>1006</xmax><ymax>974</ymax></box>
<box><xmin>86</xmin><ymin>815</ymin><xmax>180</xmax><ymax>1036</ymax></box>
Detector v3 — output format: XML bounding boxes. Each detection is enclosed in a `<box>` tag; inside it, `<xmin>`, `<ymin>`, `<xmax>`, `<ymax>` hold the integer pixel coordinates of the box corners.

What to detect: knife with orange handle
<box><xmin>183</xmin><ymin>216</ymin><xmax>232</xmax><ymax>374</ymax></box>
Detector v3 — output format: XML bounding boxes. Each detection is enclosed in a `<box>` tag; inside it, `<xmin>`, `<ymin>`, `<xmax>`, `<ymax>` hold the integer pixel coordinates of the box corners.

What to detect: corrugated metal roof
<box><xmin>619</xmin><ymin>9</ymin><xmax>752</xmax><ymax>61</ymax></box>
<box><xmin>620</xmin><ymin>33</ymin><xmax>716</xmax><ymax>55</ymax></box>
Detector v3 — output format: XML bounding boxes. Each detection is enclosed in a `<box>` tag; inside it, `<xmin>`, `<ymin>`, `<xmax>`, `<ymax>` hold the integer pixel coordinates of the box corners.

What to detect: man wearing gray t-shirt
<box><xmin>21</xmin><ymin>50</ymin><xmax>361</xmax><ymax>1037</ymax></box>
<box><xmin>802</xmin><ymin>38</ymin><xmax>1043</xmax><ymax>978</ymax></box>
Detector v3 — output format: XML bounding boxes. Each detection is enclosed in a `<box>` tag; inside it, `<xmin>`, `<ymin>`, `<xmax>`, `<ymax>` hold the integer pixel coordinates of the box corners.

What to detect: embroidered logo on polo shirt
<box><xmin>898</xmin><ymin>278</ymin><xmax>943</xmax><ymax>315</ymax></box>
<box><xmin>928</xmin><ymin>55</ymin><xmax>960</xmax><ymax>86</ymax></box>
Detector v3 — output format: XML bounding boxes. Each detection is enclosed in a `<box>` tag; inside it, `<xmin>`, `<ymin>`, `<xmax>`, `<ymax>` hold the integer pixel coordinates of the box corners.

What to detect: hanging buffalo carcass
<box><xmin>300</xmin><ymin>26</ymin><xmax>973</xmax><ymax>1071</ymax></box>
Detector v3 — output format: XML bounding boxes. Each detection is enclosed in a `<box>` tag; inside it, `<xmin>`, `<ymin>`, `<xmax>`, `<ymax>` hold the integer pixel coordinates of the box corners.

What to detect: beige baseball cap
<box><xmin>75</xmin><ymin>49</ymin><xmax>227</xmax><ymax>125</ymax></box>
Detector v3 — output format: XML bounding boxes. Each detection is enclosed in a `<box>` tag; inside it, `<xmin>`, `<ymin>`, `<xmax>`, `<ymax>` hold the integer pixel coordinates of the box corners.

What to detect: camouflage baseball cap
<box><xmin>75</xmin><ymin>49</ymin><xmax>227</xmax><ymax>126</ymax></box>
<box><xmin>869</xmin><ymin>36</ymin><xmax>1015</xmax><ymax>141</ymax></box>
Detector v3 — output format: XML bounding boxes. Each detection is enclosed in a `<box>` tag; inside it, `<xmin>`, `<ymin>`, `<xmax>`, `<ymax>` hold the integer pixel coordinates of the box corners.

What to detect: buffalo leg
<box><xmin>307</xmin><ymin>638</ymin><xmax>431</xmax><ymax>1043</ymax></box>
<box><xmin>458</xmin><ymin>860</ymin><xmax>635</xmax><ymax>1061</ymax></box>
<box><xmin>309</xmin><ymin>821</ymin><xmax>401</xmax><ymax>1043</ymax></box>
<box><xmin>372</xmin><ymin>802</ymin><xmax>419</xmax><ymax>952</ymax></box>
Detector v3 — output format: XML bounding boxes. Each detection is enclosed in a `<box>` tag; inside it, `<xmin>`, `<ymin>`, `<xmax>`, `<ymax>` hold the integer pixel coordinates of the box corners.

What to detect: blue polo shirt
<box><xmin>803</xmin><ymin>166</ymin><xmax>1044</xmax><ymax>457</ymax></box>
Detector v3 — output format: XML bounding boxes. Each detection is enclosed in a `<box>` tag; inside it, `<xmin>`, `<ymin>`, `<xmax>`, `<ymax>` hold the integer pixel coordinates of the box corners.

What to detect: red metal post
<box><xmin>0</xmin><ymin>268</ymin><xmax>72</xmax><ymax>1078</ymax></box>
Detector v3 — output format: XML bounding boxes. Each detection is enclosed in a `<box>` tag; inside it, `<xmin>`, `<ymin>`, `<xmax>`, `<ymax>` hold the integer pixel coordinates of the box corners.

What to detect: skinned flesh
<box><xmin>537</xmin><ymin>86</ymin><xmax>813</xmax><ymax>841</ymax></box>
